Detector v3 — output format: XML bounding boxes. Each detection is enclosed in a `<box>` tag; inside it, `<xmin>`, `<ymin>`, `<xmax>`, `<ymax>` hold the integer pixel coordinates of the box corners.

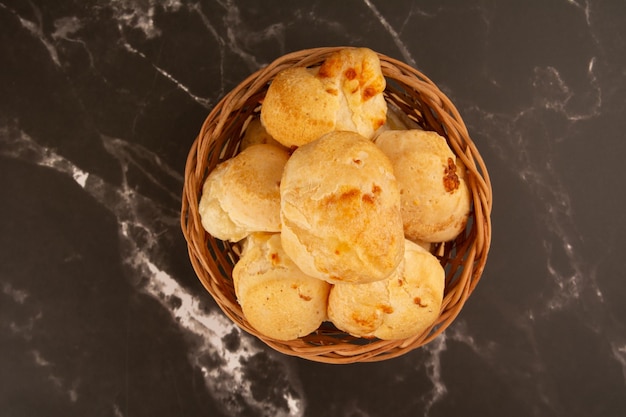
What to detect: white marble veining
<box><xmin>420</xmin><ymin>335</ymin><xmax>448</xmax><ymax>416</ymax></box>
<box><xmin>466</xmin><ymin>63</ymin><xmax>602</xmax><ymax>315</ymax></box>
<box><xmin>361</xmin><ymin>0</ymin><xmax>416</xmax><ymax>67</ymax></box>
<box><xmin>0</xmin><ymin>124</ymin><xmax>303</xmax><ymax>416</ymax></box>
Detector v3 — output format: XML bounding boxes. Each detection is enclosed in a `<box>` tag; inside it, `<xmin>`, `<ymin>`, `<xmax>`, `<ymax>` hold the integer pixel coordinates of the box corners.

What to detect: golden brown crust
<box><xmin>280</xmin><ymin>131</ymin><xmax>404</xmax><ymax>284</ymax></box>
<box><xmin>233</xmin><ymin>233</ymin><xmax>330</xmax><ymax>341</ymax></box>
<box><xmin>374</xmin><ymin>129</ymin><xmax>471</xmax><ymax>243</ymax></box>
<box><xmin>260</xmin><ymin>47</ymin><xmax>387</xmax><ymax>148</ymax></box>
<box><xmin>198</xmin><ymin>144</ymin><xmax>289</xmax><ymax>242</ymax></box>
<box><xmin>261</xmin><ymin>67</ymin><xmax>338</xmax><ymax>148</ymax></box>
<box><xmin>443</xmin><ymin>157</ymin><xmax>461</xmax><ymax>193</ymax></box>
<box><xmin>327</xmin><ymin>239</ymin><xmax>444</xmax><ymax>340</ymax></box>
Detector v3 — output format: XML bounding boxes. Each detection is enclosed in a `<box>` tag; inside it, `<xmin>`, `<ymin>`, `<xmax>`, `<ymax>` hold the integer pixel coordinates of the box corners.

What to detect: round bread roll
<box><xmin>233</xmin><ymin>233</ymin><xmax>330</xmax><ymax>341</ymax></box>
<box><xmin>260</xmin><ymin>66</ymin><xmax>338</xmax><ymax>149</ymax></box>
<box><xmin>240</xmin><ymin>116</ymin><xmax>286</xmax><ymax>151</ymax></box>
<box><xmin>327</xmin><ymin>239</ymin><xmax>445</xmax><ymax>340</ymax></box>
<box><xmin>375</xmin><ymin>129</ymin><xmax>471</xmax><ymax>243</ymax></box>
<box><xmin>260</xmin><ymin>47</ymin><xmax>387</xmax><ymax>148</ymax></box>
<box><xmin>280</xmin><ymin>131</ymin><xmax>404</xmax><ymax>284</ymax></box>
<box><xmin>198</xmin><ymin>144</ymin><xmax>289</xmax><ymax>242</ymax></box>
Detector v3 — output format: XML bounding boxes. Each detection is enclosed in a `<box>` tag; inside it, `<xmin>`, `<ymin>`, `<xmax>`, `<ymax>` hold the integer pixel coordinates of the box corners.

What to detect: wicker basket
<box><xmin>181</xmin><ymin>47</ymin><xmax>492</xmax><ymax>364</ymax></box>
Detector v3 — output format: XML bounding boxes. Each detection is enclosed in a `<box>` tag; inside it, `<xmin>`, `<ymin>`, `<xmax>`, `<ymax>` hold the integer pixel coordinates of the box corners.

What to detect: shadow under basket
<box><xmin>181</xmin><ymin>47</ymin><xmax>493</xmax><ymax>364</ymax></box>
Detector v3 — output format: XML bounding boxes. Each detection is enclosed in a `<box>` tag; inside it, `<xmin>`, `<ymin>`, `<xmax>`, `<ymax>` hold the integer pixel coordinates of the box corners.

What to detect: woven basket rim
<box><xmin>181</xmin><ymin>46</ymin><xmax>492</xmax><ymax>364</ymax></box>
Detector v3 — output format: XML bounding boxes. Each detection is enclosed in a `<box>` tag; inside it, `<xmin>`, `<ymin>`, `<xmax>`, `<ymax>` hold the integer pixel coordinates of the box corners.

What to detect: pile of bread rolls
<box><xmin>199</xmin><ymin>48</ymin><xmax>470</xmax><ymax>341</ymax></box>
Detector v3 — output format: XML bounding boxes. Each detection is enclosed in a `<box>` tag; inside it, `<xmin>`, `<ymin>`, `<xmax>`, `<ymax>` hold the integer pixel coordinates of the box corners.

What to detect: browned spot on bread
<box><xmin>270</xmin><ymin>252</ymin><xmax>280</xmax><ymax>265</ymax></box>
<box><xmin>443</xmin><ymin>157</ymin><xmax>460</xmax><ymax>192</ymax></box>
<box><xmin>362</xmin><ymin>193</ymin><xmax>375</xmax><ymax>204</ymax></box>
<box><xmin>362</xmin><ymin>86</ymin><xmax>377</xmax><ymax>100</ymax></box>
<box><xmin>299</xmin><ymin>294</ymin><xmax>312</xmax><ymax>301</ymax></box>
<box><xmin>361</xmin><ymin>184</ymin><xmax>381</xmax><ymax>205</ymax></box>
<box><xmin>317</xmin><ymin>57</ymin><xmax>341</xmax><ymax>78</ymax></box>
<box><xmin>345</xmin><ymin>68</ymin><xmax>357</xmax><ymax>80</ymax></box>
<box><xmin>334</xmin><ymin>241</ymin><xmax>350</xmax><ymax>257</ymax></box>
<box><xmin>378</xmin><ymin>304</ymin><xmax>394</xmax><ymax>314</ymax></box>
<box><xmin>414</xmin><ymin>297</ymin><xmax>427</xmax><ymax>307</ymax></box>
<box><xmin>323</xmin><ymin>188</ymin><xmax>361</xmax><ymax>205</ymax></box>
<box><xmin>340</xmin><ymin>188</ymin><xmax>360</xmax><ymax>201</ymax></box>
<box><xmin>317</xmin><ymin>66</ymin><xmax>332</xmax><ymax>78</ymax></box>
<box><xmin>351</xmin><ymin>313</ymin><xmax>375</xmax><ymax>328</ymax></box>
<box><xmin>325</xmin><ymin>88</ymin><xmax>339</xmax><ymax>96</ymax></box>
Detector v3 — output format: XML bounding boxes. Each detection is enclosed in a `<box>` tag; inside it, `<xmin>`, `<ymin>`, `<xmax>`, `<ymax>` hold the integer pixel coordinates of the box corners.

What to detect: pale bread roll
<box><xmin>233</xmin><ymin>233</ymin><xmax>330</xmax><ymax>341</ymax></box>
<box><xmin>280</xmin><ymin>131</ymin><xmax>404</xmax><ymax>284</ymax></box>
<box><xmin>327</xmin><ymin>239</ymin><xmax>445</xmax><ymax>340</ymax></box>
<box><xmin>260</xmin><ymin>47</ymin><xmax>387</xmax><ymax>148</ymax></box>
<box><xmin>240</xmin><ymin>116</ymin><xmax>286</xmax><ymax>151</ymax></box>
<box><xmin>375</xmin><ymin>129</ymin><xmax>471</xmax><ymax>243</ymax></box>
<box><xmin>260</xmin><ymin>66</ymin><xmax>338</xmax><ymax>148</ymax></box>
<box><xmin>198</xmin><ymin>144</ymin><xmax>289</xmax><ymax>242</ymax></box>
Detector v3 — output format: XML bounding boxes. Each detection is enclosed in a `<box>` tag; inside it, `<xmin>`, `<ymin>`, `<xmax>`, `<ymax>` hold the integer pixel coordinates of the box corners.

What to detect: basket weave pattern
<box><xmin>181</xmin><ymin>47</ymin><xmax>492</xmax><ymax>364</ymax></box>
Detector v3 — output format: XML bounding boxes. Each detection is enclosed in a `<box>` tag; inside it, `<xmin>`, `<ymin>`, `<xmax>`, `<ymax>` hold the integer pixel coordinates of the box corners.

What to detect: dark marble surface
<box><xmin>1</xmin><ymin>0</ymin><xmax>625</xmax><ymax>416</ymax></box>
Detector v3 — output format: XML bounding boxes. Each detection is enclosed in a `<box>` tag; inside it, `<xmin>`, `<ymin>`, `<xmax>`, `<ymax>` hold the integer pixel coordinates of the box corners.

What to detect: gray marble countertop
<box><xmin>1</xmin><ymin>1</ymin><xmax>625</xmax><ymax>416</ymax></box>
